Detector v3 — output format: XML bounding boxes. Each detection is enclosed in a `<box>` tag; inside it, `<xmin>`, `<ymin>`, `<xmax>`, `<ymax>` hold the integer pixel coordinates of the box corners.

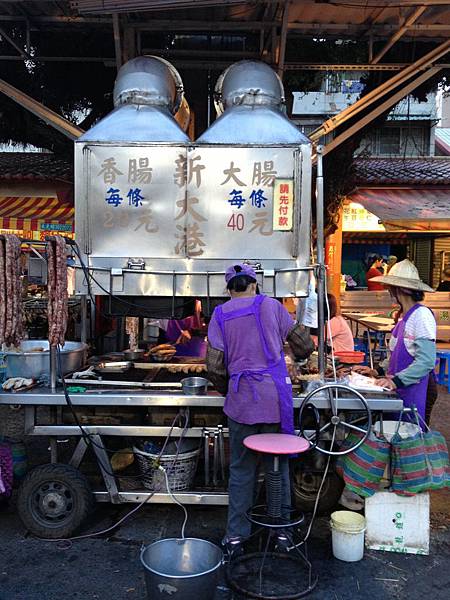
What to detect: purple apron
<box><xmin>388</xmin><ymin>303</ymin><xmax>434</xmax><ymax>422</ymax></box>
<box><xmin>215</xmin><ymin>295</ymin><xmax>294</xmax><ymax>434</ymax></box>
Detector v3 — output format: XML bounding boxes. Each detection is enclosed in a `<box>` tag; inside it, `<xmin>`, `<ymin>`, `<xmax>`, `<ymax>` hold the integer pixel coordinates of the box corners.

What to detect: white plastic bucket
<box><xmin>373</xmin><ymin>420</ymin><xmax>420</xmax><ymax>442</ymax></box>
<box><xmin>330</xmin><ymin>511</ymin><xmax>366</xmax><ymax>562</ymax></box>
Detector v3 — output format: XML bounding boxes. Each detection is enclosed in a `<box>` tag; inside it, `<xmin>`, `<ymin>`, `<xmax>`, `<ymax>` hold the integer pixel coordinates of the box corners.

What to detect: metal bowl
<box><xmin>123</xmin><ymin>348</ymin><xmax>146</xmax><ymax>361</ymax></box>
<box><xmin>4</xmin><ymin>340</ymin><xmax>88</xmax><ymax>380</ymax></box>
<box><xmin>180</xmin><ymin>377</ymin><xmax>209</xmax><ymax>396</ymax></box>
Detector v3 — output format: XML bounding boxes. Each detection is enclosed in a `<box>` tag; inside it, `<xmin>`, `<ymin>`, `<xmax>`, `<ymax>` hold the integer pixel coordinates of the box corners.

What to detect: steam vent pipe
<box><xmin>197</xmin><ymin>60</ymin><xmax>310</xmax><ymax>145</ymax></box>
<box><xmin>78</xmin><ymin>56</ymin><xmax>189</xmax><ymax>143</ymax></box>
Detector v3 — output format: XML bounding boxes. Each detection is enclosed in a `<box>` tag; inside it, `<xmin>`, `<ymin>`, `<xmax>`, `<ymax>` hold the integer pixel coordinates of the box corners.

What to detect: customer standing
<box><xmin>369</xmin><ymin>260</ymin><xmax>436</xmax><ymax>423</ymax></box>
<box><xmin>326</xmin><ymin>293</ymin><xmax>354</xmax><ymax>353</ymax></box>
<box><xmin>386</xmin><ymin>255</ymin><xmax>398</xmax><ymax>274</ymax></box>
<box><xmin>366</xmin><ymin>255</ymin><xmax>385</xmax><ymax>291</ymax></box>
<box><xmin>206</xmin><ymin>264</ymin><xmax>314</xmax><ymax>555</ymax></box>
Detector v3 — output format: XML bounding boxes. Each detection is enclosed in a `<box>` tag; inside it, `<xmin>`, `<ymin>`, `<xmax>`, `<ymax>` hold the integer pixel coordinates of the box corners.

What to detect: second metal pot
<box><xmin>180</xmin><ymin>377</ymin><xmax>209</xmax><ymax>395</ymax></box>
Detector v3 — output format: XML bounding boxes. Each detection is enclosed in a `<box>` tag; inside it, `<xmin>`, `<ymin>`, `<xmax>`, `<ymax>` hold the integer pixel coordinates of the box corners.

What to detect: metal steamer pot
<box><xmin>4</xmin><ymin>341</ymin><xmax>88</xmax><ymax>380</ymax></box>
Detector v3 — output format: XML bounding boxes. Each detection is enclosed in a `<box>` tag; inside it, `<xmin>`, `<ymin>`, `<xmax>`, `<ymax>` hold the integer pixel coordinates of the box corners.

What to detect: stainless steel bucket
<box><xmin>4</xmin><ymin>341</ymin><xmax>88</xmax><ymax>379</ymax></box>
<box><xmin>140</xmin><ymin>538</ymin><xmax>223</xmax><ymax>599</ymax></box>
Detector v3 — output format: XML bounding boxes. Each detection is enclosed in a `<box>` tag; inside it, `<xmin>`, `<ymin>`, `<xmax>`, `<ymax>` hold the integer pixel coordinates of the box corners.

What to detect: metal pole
<box><xmin>80</xmin><ymin>295</ymin><xmax>88</xmax><ymax>344</ymax></box>
<box><xmin>50</xmin><ymin>345</ymin><xmax>57</xmax><ymax>392</ymax></box>
<box><xmin>316</xmin><ymin>146</ymin><xmax>326</xmax><ymax>379</ymax></box>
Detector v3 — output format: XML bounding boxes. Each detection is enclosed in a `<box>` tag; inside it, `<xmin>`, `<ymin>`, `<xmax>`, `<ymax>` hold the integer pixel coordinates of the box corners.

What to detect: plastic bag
<box><xmin>391</xmin><ymin>410</ymin><xmax>450</xmax><ymax>496</ymax></box>
<box><xmin>336</xmin><ymin>430</ymin><xmax>390</xmax><ymax>498</ymax></box>
<box><xmin>300</xmin><ymin>273</ymin><xmax>318</xmax><ymax>329</ymax></box>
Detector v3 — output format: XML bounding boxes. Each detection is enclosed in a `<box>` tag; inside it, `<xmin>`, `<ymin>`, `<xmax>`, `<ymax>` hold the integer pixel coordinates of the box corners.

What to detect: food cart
<box><xmin>0</xmin><ymin>57</ymin><xmax>403</xmax><ymax>538</ymax></box>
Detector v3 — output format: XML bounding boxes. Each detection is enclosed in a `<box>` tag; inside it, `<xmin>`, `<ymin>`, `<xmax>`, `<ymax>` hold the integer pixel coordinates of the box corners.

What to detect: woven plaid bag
<box><xmin>391</xmin><ymin>410</ymin><xmax>450</xmax><ymax>496</ymax></box>
<box><xmin>336</xmin><ymin>430</ymin><xmax>390</xmax><ymax>498</ymax></box>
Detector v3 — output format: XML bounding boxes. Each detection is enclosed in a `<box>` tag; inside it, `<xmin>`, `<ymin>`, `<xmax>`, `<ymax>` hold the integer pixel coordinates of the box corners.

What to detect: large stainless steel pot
<box><xmin>141</xmin><ymin>538</ymin><xmax>223</xmax><ymax>600</ymax></box>
<box><xmin>4</xmin><ymin>341</ymin><xmax>88</xmax><ymax>379</ymax></box>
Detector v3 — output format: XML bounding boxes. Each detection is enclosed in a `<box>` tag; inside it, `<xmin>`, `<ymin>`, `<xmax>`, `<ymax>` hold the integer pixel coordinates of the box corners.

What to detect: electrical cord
<box><xmin>43</xmin><ymin>427</ymin><xmax>192</xmax><ymax>546</ymax></box>
<box><xmin>41</xmin><ymin>489</ymin><xmax>156</xmax><ymax>544</ymax></box>
<box><xmin>44</xmin><ymin>359</ymin><xmax>192</xmax><ymax>545</ymax></box>
<box><xmin>57</xmin><ymin>346</ymin><xmax>190</xmax><ymax>481</ymax></box>
<box><xmin>286</xmin><ymin>274</ymin><xmax>339</xmax><ymax>552</ymax></box>
<box><xmin>287</xmin><ymin>426</ymin><xmax>336</xmax><ymax>552</ymax></box>
<box><xmin>161</xmin><ymin>467</ymin><xmax>188</xmax><ymax>540</ymax></box>
<box><xmin>72</xmin><ymin>242</ymin><xmax>194</xmax><ymax>315</ymax></box>
<box><xmin>41</xmin><ymin>411</ymin><xmax>191</xmax><ymax>545</ymax></box>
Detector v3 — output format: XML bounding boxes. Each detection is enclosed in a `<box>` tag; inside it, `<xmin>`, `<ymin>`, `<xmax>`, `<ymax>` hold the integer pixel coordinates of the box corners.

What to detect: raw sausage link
<box><xmin>46</xmin><ymin>239</ymin><xmax>55</xmax><ymax>345</ymax></box>
<box><xmin>46</xmin><ymin>236</ymin><xmax>68</xmax><ymax>347</ymax></box>
<box><xmin>0</xmin><ymin>239</ymin><xmax>6</xmax><ymax>345</ymax></box>
<box><xmin>2</xmin><ymin>235</ymin><xmax>23</xmax><ymax>348</ymax></box>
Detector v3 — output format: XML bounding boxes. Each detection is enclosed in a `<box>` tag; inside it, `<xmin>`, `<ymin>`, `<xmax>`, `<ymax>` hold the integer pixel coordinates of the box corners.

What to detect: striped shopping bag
<box><xmin>336</xmin><ymin>431</ymin><xmax>390</xmax><ymax>498</ymax></box>
<box><xmin>391</xmin><ymin>412</ymin><xmax>450</xmax><ymax>496</ymax></box>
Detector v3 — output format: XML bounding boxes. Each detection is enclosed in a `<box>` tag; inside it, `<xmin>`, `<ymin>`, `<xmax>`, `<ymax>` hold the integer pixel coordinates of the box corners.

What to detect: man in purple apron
<box><xmin>370</xmin><ymin>260</ymin><xmax>436</xmax><ymax>424</ymax></box>
<box><xmin>206</xmin><ymin>264</ymin><xmax>314</xmax><ymax>554</ymax></box>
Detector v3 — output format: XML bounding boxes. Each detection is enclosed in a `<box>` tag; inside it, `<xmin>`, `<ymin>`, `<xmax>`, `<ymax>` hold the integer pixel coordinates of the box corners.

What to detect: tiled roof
<box><xmin>0</xmin><ymin>152</ymin><xmax>73</xmax><ymax>183</ymax></box>
<box><xmin>354</xmin><ymin>157</ymin><xmax>450</xmax><ymax>186</ymax></box>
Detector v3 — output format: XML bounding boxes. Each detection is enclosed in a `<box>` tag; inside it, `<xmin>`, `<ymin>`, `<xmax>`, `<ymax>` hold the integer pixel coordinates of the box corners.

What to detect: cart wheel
<box><xmin>299</xmin><ymin>384</ymin><xmax>372</xmax><ymax>456</ymax></box>
<box><xmin>292</xmin><ymin>469</ymin><xmax>344</xmax><ymax>515</ymax></box>
<box><xmin>17</xmin><ymin>463</ymin><xmax>94</xmax><ymax>539</ymax></box>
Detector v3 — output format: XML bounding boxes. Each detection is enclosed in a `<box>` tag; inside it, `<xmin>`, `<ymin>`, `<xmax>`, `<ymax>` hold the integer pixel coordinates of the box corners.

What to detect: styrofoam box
<box><xmin>365</xmin><ymin>491</ymin><xmax>430</xmax><ymax>555</ymax></box>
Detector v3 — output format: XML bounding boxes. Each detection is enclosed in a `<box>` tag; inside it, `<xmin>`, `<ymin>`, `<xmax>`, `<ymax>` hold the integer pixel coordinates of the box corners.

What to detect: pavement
<box><xmin>0</xmin><ymin>389</ymin><xmax>449</xmax><ymax>600</ymax></box>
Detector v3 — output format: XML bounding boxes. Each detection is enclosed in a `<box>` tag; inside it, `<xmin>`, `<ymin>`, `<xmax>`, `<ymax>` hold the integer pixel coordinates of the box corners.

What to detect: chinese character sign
<box><xmin>272</xmin><ymin>179</ymin><xmax>294</xmax><ymax>231</ymax></box>
<box><xmin>85</xmin><ymin>145</ymin><xmax>306</xmax><ymax>262</ymax></box>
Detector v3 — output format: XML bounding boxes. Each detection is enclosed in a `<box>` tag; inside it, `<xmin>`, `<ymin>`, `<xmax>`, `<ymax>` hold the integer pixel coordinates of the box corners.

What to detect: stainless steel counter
<box><xmin>0</xmin><ymin>384</ymin><xmax>402</xmax><ymax>507</ymax></box>
<box><xmin>0</xmin><ymin>386</ymin><xmax>403</xmax><ymax>411</ymax></box>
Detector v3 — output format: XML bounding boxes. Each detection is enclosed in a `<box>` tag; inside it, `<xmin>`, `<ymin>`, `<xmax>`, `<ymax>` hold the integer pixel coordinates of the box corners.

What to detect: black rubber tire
<box><xmin>292</xmin><ymin>470</ymin><xmax>344</xmax><ymax>515</ymax></box>
<box><xmin>17</xmin><ymin>463</ymin><xmax>94</xmax><ymax>539</ymax></box>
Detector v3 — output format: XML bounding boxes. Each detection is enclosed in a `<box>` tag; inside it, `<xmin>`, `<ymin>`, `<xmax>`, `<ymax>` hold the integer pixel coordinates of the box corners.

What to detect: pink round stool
<box><xmin>244</xmin><ymin>433</ymin><xmax>310</xmax><ymax>454</ymax></box>
<box><xmin>243</xmin><ymin>433</ymin><xmax>310</xmax><ymax>520</ymax></box>
<box><xmin>226</xmin><ymin>432</ymin><xmax>318</xmax><ymax>598</ymax></box>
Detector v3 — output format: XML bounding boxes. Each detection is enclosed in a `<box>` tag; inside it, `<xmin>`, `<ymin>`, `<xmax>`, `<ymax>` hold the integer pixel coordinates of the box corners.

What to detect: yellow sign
<box><xmin>343</xmin><ymin>202</ymin><xmax>386</xmax><ymax>232</ymax></box>
<box><xmin>273</xmin><ymin>179</ymin><xmax>294</xmax><ymax>231</ymax></box>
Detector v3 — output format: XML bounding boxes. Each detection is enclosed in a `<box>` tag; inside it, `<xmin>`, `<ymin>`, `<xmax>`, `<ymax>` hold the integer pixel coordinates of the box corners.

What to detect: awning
<box><xmin>0</xmin><ymin>196</ymin><xmax>74</xmax><ymax>234</ymax></box>
<box><xmin>343</xmin><ymin>232</ymin><xmax>408</xmax><ymax>244</ymax></box>
<box><xmin>350</xmin><ymin>188</ymin><xmax>450</xmax><ymax>230</ymax></box>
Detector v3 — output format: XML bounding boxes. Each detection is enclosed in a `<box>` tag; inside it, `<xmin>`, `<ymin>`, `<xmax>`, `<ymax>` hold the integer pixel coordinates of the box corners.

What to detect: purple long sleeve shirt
<box><xmin>207</xmin><ymin>296</ymin><xmax>294</xmax><ymax>425</ymax></box>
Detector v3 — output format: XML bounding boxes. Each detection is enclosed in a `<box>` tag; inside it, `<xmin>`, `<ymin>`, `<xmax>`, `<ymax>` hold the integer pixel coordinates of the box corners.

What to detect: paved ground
<box><xmin>1</xmin><ymin>389</ymin><xmax>449</xmax><ymax>600</ymax></box>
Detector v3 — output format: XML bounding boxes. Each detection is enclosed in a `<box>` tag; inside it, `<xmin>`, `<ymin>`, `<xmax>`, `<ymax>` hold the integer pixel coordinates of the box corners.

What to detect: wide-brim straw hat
<box><xmin>370</xmin><ymin>259</ymin><xmax>434</xmax><ymax>292</ymax></box>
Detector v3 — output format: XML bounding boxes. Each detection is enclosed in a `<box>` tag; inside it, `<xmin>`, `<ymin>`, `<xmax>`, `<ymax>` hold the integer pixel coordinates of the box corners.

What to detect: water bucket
<box><xmin>330</xmin><ymin>511</ymin><xmax>366</xmax><ymax>562</ymax></box>
<box><xmin>141</xmin><ymin>538</ymin><xmax>223</xmax><ymax>599</ymax></box>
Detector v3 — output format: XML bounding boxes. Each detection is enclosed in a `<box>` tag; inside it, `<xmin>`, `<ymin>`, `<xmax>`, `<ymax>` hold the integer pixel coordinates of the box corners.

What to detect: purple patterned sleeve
<box><xmin>207</xmin><ymin>310</ymin><xmax>225</xmax><ymax>352</ymax></box>
<box><xmin>277</xmin><ymin>302</ymin><xmax>295</xmax><ymax>341</ymax></box>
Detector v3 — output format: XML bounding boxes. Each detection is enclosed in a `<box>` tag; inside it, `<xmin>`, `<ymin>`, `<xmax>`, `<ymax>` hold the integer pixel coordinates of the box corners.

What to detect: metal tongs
<box><xmin>203</xmin><ymin>425</ymin><xmax>226</xmax><ymax>487</ymax></box>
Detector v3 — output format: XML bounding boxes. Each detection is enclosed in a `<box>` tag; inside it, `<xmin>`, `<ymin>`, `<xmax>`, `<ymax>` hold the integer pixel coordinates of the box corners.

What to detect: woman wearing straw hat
<box><xmin>368</xmin><ymin>259</ymin><xmax>436</xmax><ymax>423</ymax></box>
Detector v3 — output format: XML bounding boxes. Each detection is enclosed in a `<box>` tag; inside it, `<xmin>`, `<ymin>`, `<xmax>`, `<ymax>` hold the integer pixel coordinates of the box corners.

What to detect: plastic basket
<box><xmin>133</xmin><ymin>445</ymin><xmax>201</xmax><ymax>492</ymax></box>
<box><xmin>334</xmin><ymin>351</ymin><xmax>365</xmax><ymax>365</ymax></box>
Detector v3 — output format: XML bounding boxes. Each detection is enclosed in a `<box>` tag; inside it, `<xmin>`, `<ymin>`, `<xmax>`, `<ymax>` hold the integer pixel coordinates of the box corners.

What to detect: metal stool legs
<box><xmin>227</xmin><ymin>454</ymin><xmax>318</xmax><ymax>599</ymax></box>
